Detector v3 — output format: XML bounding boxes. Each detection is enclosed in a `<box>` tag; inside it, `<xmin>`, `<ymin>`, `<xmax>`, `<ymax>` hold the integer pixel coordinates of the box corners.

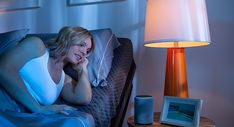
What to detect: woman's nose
<box><xmin>81</xmin><ymin>48</ymin><xmax>88</xmax><ymax>56</ymax></box>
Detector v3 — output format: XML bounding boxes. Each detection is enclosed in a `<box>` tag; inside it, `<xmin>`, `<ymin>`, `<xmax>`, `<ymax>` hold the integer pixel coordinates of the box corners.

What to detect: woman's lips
<box><xmin>75</xmin><ymin>54</ymin><xmax>81</xmax><ymax>62</ymax></box>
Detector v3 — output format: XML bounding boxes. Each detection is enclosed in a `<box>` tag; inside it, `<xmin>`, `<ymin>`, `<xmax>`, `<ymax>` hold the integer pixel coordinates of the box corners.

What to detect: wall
<box><xmin>0</xmin><ymin>0</ymin><xmax>233</xmax><ymax>127</ymax></box>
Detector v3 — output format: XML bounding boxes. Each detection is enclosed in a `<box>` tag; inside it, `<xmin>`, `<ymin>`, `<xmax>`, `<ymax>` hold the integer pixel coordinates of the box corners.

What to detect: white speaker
<box><xmin>134</xmin><ymin>95</ymin><xmax>154</xmax><ymax>124</ymax></box>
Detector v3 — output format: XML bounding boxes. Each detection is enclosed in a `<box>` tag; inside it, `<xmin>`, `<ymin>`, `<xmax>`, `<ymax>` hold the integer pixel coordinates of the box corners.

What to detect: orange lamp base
<box><xmin>164</xmin><ymin>48</ymin><xmax>189</xmax><ymax>98</ymax></box>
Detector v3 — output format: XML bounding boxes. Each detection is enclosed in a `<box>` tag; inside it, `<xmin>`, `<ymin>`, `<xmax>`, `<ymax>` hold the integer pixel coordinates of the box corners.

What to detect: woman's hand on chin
<box><xmin>72</xmin><ymin>58</ymin><xmax>89</xmax><ymax>73</ymax></box>
<box><xmin>34</xmin><ymin>104</ymin><xmax>77</xmax><ymax>115</ymax></box>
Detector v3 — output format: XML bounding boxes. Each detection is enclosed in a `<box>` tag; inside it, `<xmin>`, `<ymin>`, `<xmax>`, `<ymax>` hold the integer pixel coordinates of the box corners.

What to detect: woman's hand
<box><xmin>72</xmin><ymin>58</ymin><xmax>89</xmax><ymax>73</ymax></box>
<box><xmin>35</xmin><ymin>104</ymin><xmax>77</xmax><ymax>115</ymax></box>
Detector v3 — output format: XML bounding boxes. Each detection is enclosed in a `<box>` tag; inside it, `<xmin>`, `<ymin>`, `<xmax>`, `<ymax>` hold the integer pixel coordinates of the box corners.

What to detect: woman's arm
<box><xmin>61</xmin><ymin>58</ymin><xmax>92</xmax><ymax>105</ymax></box>
<box><xmin>0</xmin><ymin>37</ymin><xmax>45</xmax><ymax>112</ymax></box>
<box><xmin>0</xmin><ymin>37</ymin><xmax>75</xmax><ymax>114</ymax></box>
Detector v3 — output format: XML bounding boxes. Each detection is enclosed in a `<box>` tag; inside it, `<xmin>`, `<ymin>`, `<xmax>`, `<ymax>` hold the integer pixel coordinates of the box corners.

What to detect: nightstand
<box><xmin>127</xmin><ymin>112</ymin><xmax>215</xmax><ymax>127</ymax></box>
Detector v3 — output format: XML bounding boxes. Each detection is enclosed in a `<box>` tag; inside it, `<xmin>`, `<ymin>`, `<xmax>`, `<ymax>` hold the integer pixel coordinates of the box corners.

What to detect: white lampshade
<box><xmin>144</xmin><ymin>0</ymin><xmax>211</xmax><ymax>48</ymax></box>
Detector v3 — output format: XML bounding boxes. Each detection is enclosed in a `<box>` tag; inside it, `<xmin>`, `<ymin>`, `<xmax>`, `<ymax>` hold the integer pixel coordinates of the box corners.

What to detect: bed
<box><xmin>0</xmin><ymin>28</ymin><xmax>136</xmax><ymax>127</ymax></box>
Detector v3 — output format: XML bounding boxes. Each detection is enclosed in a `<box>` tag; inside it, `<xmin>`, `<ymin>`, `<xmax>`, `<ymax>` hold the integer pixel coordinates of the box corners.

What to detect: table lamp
<box><xmin>144</xmin><ymin>0</ymin><xmax>211</xmax><ymax>98</ymax></box>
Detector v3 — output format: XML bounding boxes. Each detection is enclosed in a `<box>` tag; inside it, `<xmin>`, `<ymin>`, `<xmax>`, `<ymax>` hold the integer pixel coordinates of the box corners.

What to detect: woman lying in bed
<box><xmin>0</xmin><ymin>26</ymin><xmax>95</xmax><ymax>115</ymax></box>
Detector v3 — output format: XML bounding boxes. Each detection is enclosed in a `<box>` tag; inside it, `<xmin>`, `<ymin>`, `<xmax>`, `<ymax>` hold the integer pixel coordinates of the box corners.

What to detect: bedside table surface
<box><xmin>127</xmin><ymin>112</ymin><xmax>215</xmax><ymax>127</ymax></box>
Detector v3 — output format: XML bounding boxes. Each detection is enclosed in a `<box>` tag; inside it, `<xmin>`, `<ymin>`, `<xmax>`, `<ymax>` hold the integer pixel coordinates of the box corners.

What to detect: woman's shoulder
<box><xmin>20</xmin><ymin>36</ymin><xmax>46</xmax><ymax>55</ymax></box>
<box><xmin>0</xmin><ymin>36</ymin><xmax>47</xmax><ymax>69</ymax></box>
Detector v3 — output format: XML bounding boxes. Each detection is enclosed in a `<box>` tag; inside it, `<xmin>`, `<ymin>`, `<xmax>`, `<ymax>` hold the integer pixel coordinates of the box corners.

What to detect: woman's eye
<box><xmin>80</xmin><ymin>42</ymin><xmax>87</xmax><ymax>47</ymax></box>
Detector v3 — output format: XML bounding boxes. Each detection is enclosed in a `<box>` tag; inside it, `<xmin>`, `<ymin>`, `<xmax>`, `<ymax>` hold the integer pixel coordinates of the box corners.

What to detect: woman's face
<box><xmin>65</xmin><ymin>38</ymin><xmax>92</xmax><ymax>65</ymax></box>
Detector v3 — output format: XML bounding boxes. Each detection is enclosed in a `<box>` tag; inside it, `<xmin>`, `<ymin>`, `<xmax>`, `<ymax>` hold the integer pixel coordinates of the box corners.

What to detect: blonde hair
<box><xmin>46</xmin><ymin>26</ymin><xmax>94</xmax><ymax>59</ymax></box>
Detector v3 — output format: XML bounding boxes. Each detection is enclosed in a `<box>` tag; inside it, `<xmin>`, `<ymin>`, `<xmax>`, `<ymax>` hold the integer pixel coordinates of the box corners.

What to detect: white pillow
<box><xmin>87</xmin><ymin>28</ymin><xmax>120</xmax><ymax>87</ymax></box>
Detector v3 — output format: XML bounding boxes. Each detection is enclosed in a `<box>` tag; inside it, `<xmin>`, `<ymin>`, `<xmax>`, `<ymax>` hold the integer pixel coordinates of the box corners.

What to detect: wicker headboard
<box><xmin>110</xmin><ymin>38</ymin><xmax>136</xmax><ymax>127</ymax></box>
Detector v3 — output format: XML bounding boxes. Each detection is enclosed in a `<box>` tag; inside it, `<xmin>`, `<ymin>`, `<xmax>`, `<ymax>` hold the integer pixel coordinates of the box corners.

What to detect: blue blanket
<box><xmin>0</xmin><ymin>110</ymin><xmax>94</xmax><ymax>127</ymax></box>
<box><xmin>0</xmin><ymin>85</ymin><xmax>95</xmax><ymax>127</ymax></box>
